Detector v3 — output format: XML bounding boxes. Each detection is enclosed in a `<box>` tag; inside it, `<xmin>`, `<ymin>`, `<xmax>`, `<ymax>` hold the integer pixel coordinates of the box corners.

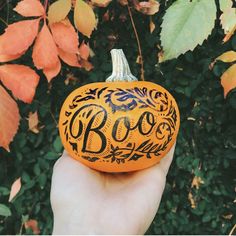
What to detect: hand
<box><xmin>50</xmin><ymin>144</ymin><xmax>175</xmax><ymax>235</ymax></box>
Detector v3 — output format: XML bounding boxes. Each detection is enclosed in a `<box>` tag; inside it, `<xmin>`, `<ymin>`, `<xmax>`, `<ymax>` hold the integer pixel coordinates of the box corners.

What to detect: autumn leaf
<box><xmin>43</xmin><ymin>60</ymin><xmax>61</xmax><ymax>82</ymax></box>
<box><xmin>50</xmin><ymin>19</ymin><xmax>79</xmax><ymax>53</ymax></box>
<box><xmin>191</xmin><ymin>176</ymin><xmax>204</xmax><ymax>190</ymax></box>
<box><xmin>32</xmin><ymin>23</ymin><xmax>59</xmax><ymax>70</ymax></box>
<box><xmin>0</xmin><ymin>85</ymin><xmax>20</xmax><ymax>151</ymax></box>
<box><xmin>135</xmin><ymin>0</ymin><xmax>160</xmax><ymax>15</ymax></box>
<box><xmin>0</xmin><ymin>52</ymin><xmax>25</xmax><ymax>63</ymax></box>
<box><xmin>48</xmin><ymin>0</ymin><xmax>71</xmax><ymax>24</ymax></box>
<box><xmin>28</xmin><ymin>111</ymin><xmax>40</xmax><ymax>133</ymax></box>
<box><xmin>14</xmin><ymin>0</ymin><xmax>45</xmax><ymax>17</ymax></box>
<box><xmin>24</xmin><ymin>219</ymin><xmax>40</xmax><ymax>234</ymax></box>
<box><xmin>188</xmin><ymin>192</ymin><xmax>196</xmax><ymax>209</ymax></box>
<box><xmin>91</xmin><ymin>0</ymin><xmax>112</xmax><ymax>7</ymax></box>
<box><xmin>58</xmin><ymin>48</ymin><xmax>81</xmax><ymax>67</ymax></box>
<box><xmin>80</xmin><ymin>59</ymin><xmax>93</xmax><ymax>71</ymax></box>
<box><xmin>221</xmin><ymin>64</ymin><xmax>236</xmax><ymax>98</ymax></box>
<box><xmin>74</xmin><ymin>0</ymin><xmax>96</xmax><ymax>38</ymax></box>
<box><xmin>79</xmin><ymin>42</ymin><xmax>90</xmax><ymax>60</ymax></box>
<box><xmin>219</xmin><ymin>0</ymin><xmax>236</xmax><ymax>35</ymax></box>
<box><xmin>0</xmin><ymin>19</ymin><xmax>40</xmax><ymax>55</ymax></box>
<box><xmin>217</xmin><ymin>51</ymin><xmax>236</xmax><ymax>63</ymax></box>
<box><xmin>223</xmin><ymin>25</ymin><xmax>236</xmax><ymax>43</ymax></box>
<box><xmin>0</xmin><ymin>64</ymin><xmax>39</xmax><ymax>103</ymax></box>
<box><xmin>8</xmin><ymin>178</ymin><xmax>21</xmax><ymax>202</ymax></box>
<box><xmin>150</xmin><ymin>17</ymin><xmax>155</xmax><ymax>33</ymax></box>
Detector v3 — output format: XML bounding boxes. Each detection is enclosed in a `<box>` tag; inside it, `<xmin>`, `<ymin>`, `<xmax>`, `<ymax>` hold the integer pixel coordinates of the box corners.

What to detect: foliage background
<box><xmin>0</xmin><ymin>0</ymin><xmax>236</xmax><ymax>234</ymax></box>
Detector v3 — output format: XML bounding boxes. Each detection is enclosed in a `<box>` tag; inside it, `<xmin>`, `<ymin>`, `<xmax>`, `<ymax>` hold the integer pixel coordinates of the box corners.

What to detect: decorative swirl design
<box><xmin>61</xmin><ymin>85</ymin><xmax>178</xmax><ymax>164</ymax></box>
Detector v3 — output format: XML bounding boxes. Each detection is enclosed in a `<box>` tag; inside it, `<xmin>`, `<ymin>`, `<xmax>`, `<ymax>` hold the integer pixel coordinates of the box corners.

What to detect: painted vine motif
<box><xmin>61</xmin><ymin>86</ymin><xmax>178</xmax><ymax>164</ymax></box>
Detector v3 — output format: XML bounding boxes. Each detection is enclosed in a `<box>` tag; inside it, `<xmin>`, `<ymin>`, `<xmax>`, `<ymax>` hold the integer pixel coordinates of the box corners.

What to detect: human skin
<box><xmin>50</xmin><ymin>143</ymin><xmax>175</xmax><ymax>235</ymax></box>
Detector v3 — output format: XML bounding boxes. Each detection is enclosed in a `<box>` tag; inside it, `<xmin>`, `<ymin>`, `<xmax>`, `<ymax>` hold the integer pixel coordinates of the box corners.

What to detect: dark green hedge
<box><xmin>0</xmin><ymin>0</ymin><xmax>236</xmax><ymax>234</ymax></box>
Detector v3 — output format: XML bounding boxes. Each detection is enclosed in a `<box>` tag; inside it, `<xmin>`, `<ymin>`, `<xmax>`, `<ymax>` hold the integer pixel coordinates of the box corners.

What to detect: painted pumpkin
<box><xmin>59</xmin><ymin>49</ymin><xmax>180</xmax><ymax>172</ymax></box>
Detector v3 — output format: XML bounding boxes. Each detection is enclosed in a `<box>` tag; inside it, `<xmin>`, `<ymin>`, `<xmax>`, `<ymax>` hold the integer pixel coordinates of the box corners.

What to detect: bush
<box><xmin>0</xmin><ymin>0</ymin><xmax>236</xmax><ymax>234</ymax></box>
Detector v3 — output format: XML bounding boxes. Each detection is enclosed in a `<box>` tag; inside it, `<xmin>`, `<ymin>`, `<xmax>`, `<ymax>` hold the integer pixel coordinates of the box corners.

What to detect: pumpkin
<box><xmin>59</xmin><ymin>49</ymin><xmax>180</xmax><ymax>172</ymax></box>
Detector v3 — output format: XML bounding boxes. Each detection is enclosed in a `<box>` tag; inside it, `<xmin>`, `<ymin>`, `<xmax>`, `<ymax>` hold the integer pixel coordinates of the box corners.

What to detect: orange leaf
<box><xmin>223</xmin><ymin>25</ymin><xmax>236</xmax><ymax>43</ymax></box>
<box><xmin>221</xmin><ymin>64</ymin><xmax>236</xmax><ymax>98</ymax></box>
<box><xmin>43</xmin><ymin>60</ymin><xmax>61</xmax><ymax>82</ymax></box>
<box><xmin>8</xmin><ymin>178</ymin><xmax>21</xmax><ymax>202</ymax></box>
<box><xmin>91</xmin><ymin>0</ymin><xmax>112</xmax><ymax>7</ymax></box>
<box><xmin>217</xmin><ymin>50</ymin><xmax>236</xmax><ymax>63</ymax></box>
<box><xmin>48</xmin><ymin>0</ymin><xmax>71</xmax><ymax>24</ymax></box>
<box><xmin>74</xmin><ymin>0</ymin><xmax>96</xmax><ymax>38</ymax></box>
<box><xmin>0</xmin><ymin>64</ymin><xmax>39</xmax><ymax>103</ymax></box>
<box><xmin>28</xmin><ymin>111</ymin><xmax>39</xmax><ymax>133</ymax></box>
<box><xmin>50</xmin><ymin>19</ymin><xmax>78</xmax><ymax>53</ymax></box>
<box><xmin>81</xmin><ymin>59</ymin><xmax>93</xmax><ymax>71</ymax></box>
<box><xmin>79</xmin><ymin>42</ymin><xmax>89</xmax><ymax>60</ymax></box>
<box><xmin>58</xmin><ymin>48</ymin><xmax>81</xmax><ymax>67</ymax></box>
<box><xmin>0</xmin><ymin>52</ymin><xmax>25</xmax><ymax>62</ymax></box>
<box><xmin>0</xmin><ymin>85</ymin><xmax>20</xmax><ymax>151</ymax></box>
<box><xmin>0</xmin><ymin>19</ymin><xmax>40</xmax><ymax>55</ymax></box>
<box><xmin>32</xmin><ymin>23</ymin><xmax>59</xmax><ymax>70</ymax></box>
<box><xmin>24</xmin><ymin>219</ymin><xmax>40</xmax><ymax>234</ymax></box>
<box><xmin>14</xmin><ymin>0</ymin><xmax>45</xmax><ymax>17</ymax></box>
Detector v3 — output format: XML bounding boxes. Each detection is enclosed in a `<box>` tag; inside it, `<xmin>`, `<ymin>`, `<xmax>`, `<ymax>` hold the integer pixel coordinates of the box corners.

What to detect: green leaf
<box><xmin>0</xmin><ymin>204</ymin><xmax>11</xmax><ymax>217</ymax></box>
<box><xmin>53</xmin><ymin>136</ymin><xmax>63</xmax><ymax>153</ymax></box>
<box><xmin>160</xmin><ymin>0</ymin><xmax>216</xmax><ymax>61</ymax></box>
<box><xmin>0</xmin><ymin>187</ymin><xmax>10</xmax><ymax>196</ymax></box>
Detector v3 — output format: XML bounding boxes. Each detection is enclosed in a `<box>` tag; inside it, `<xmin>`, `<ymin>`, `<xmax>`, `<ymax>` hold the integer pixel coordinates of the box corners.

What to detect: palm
<box><xmin>51</xmin><ymin>145</ymin><xmax>175</xmax><ymax>235</ymax></box>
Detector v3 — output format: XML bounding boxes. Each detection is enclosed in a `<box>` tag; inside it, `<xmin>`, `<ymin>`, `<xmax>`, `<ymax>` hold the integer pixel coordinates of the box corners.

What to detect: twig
<box><xmin>0</xmin><ymin>17</ymin><xmax>8</xmax><ymax>26</ymax></box>
<box><xmin>229</xmin><ymin>224</ymin><xmax>236</xmax><ymax>236</ymax></box>
<box><xmin>127</xmin><ymin>4</ymin><xmax>145</xmax><ymax>81</ymax></box>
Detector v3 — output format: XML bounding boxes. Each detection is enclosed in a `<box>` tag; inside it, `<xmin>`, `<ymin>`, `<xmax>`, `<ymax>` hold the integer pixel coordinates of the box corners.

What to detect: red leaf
<box><xmin>0</xmin><ymin>85</ymin><xmax>20</xmax><ymax>151</ymax></box>
<box><xmin>0</xmin><ymin>52</ymin><xmax>25</xmax><ymax>62</ymax></box>
<box><xmin>79</xmin><ymin>42</ymin><xmax>89</xmax><ymax>60</ymax></box>
<box><xmin>0</xmin><ymin>64</ymin><xmax>39</xmax><ymax>103</ymax></box>
<box><xmin>32</xmin><ymin>22</ymin><xmax>59</xmax><ymax>70</ymax></box>
<box><xmin>0</xmin><ymin>19</ymin><xmax>40</xmax><ymax>55</ymax></box>
<box><xmin>50</xmin><ymin>19</ymin><xmax>79</xmax><ymax>53</ymax></box>
<box><xmin>14</xmin><ymin>0</ymin><xmax>45</xmax><ymax>17</ymax></box>
<box><xmin>9</xmin><ymin>178</ymin><xmax>21</xmax><ymax>202</ymax></box>
<box><xmin>58</xmin><ymin>48</ymin><xmax>81</xmax><ymax>67</ymax></box>
<box><xmin>43</xmin><ymin>60</ymin><xmax>61</xmax><ymax>82</ymax></box>
<box><xmin>24</xmin><ymin>219</ymin><xmax>40</xmax><ymax>234</ymax></box>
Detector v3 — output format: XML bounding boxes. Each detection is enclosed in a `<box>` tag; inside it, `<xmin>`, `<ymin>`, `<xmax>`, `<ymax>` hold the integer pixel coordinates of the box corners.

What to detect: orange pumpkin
<box><xmin>59</xmin><ymin>49</ymin><xmax>180</xmax><ymax>172</ymax></box>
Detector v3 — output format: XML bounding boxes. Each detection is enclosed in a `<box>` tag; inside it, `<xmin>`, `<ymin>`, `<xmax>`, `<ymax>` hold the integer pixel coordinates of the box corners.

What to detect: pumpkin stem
<box><xmin>106</xmin><ymin>49</ymin><xmax>138</xmax><ymax>82</ymax></box>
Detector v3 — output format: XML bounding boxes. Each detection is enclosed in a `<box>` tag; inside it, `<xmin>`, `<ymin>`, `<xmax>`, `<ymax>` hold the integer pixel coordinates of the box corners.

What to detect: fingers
<box><xmin>158</xmin><ymin>142</ymin><xmax>176</xmax><ymax>176</ymax></box>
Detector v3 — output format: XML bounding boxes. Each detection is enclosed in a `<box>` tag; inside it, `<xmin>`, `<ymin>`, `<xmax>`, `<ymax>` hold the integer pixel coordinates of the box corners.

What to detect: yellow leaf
<box><xmin>188</xmin><ymin>192</ymin><xmax>196</xmax><ymax>209</ymax></box>
<box><xmin>221</xmin><ymin>64</ymin><xmax>236</xmax><ymax>98</ymax></box>
<box><xmin>74</xmin><ymin>0</ymin><xmax>96</xmax><ymax>38</ymax></box>
<box><xmin>191</xmin><ymin>176</ymin><xmax>204</xmax><ymax>190</ymax></box>
<box><xmin>48</xmin><ymin>0</ymin><xmax>71</xmax><ymax>24</ymax></box>
<box><xmin>150</xmin><ymin>16</ymin><xmax>155</xmax><ymax>33</ymax></box>
<box><xmin>217</xmin><ymin>51</ymin><xmax>236</xmax><ymax>63</ymax></box>
<box><xmin>9</xmin><ymin>178</ymin><xmax>21</xmax><ymax>202</ymax></box>
<box><xmin>91</xmin><ymin>0</ymin><xmax>112</xmax><ymax>7</ymax></box>
<box><xmin>28</xmin><ymin>111</ymin><xmax>39</xmax><ymax>133</ymax></box>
